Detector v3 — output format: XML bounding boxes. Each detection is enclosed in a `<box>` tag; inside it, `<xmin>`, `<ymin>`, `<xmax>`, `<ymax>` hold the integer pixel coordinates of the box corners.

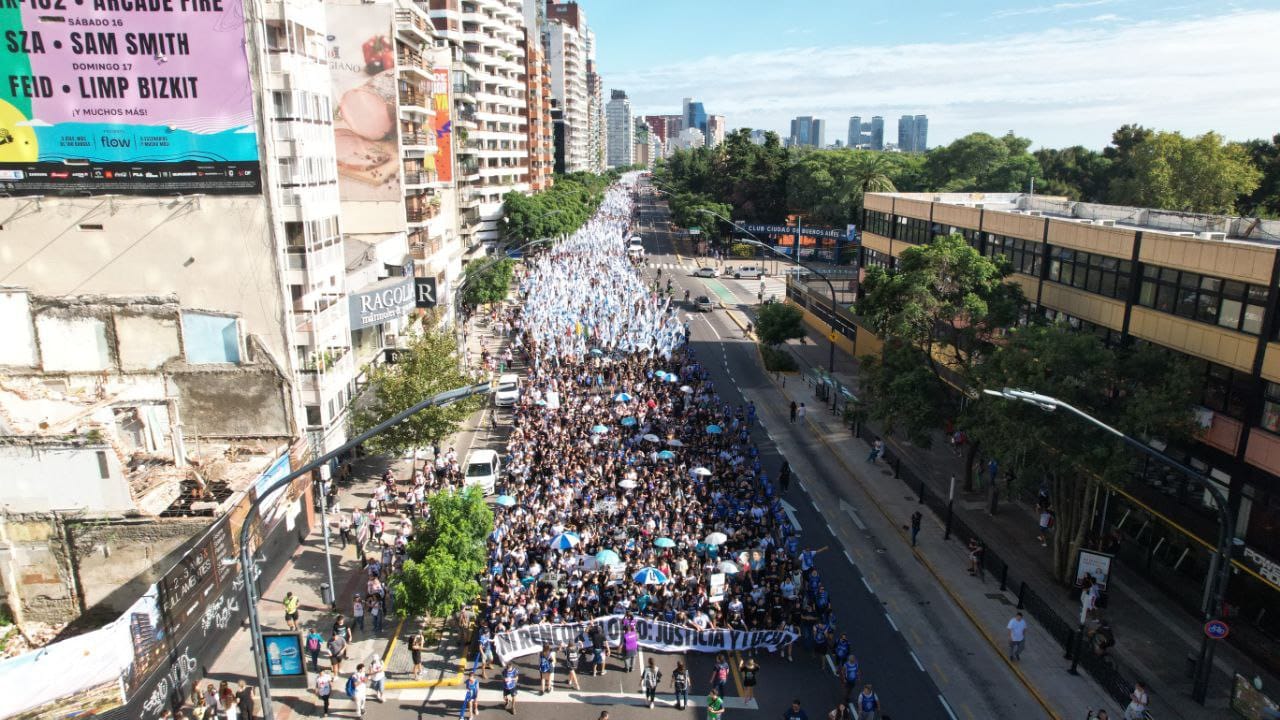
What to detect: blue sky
<box><xmin>590</xmin><ymin>0</ymin><xmax>1280</xmax><ymax>149</ymax></box>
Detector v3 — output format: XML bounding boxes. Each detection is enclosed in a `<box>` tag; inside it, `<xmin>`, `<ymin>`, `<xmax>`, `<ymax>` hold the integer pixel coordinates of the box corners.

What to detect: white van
<box><xmin>732</xmin><ymin>266</ymin><xmax>767</xmax><ymax>279</ymax></box>
<box><xmin>463</xmin><ymin>448</ymin><xmax>501</xmax><ymax>495</ymax></box>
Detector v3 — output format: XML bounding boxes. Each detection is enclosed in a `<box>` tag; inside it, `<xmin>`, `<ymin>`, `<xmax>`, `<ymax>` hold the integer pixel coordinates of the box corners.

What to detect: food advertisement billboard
<box><xmin>327</xmin><ymin>0</ymin><xmax>401</xmax><ymax>202</ymax></box>
<box><xmin>0</xmin><ymin>0</ymin><xmax>261</xmax><ymax>195</ymax></box>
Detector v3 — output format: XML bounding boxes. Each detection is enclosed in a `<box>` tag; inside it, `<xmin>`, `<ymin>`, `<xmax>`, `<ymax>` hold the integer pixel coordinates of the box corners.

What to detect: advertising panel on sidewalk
<box><xmin>1075</xmin><ymin>548</ymin><xmax>1114</xmax><ymax>590</ymax></box>
<box><xmin>326</xmin><ymin>0</ymin><xmax>401</xmax><ymax>203</ymax></box>
<box><xmin>0</xmin><ymin>0</ymin><xmax>261</xmax><ymax>195</ymax></box>
<box><xmin>263</xmin><ymin>633</ymin><xmax>306</xmax><ymax>677</ymax></box>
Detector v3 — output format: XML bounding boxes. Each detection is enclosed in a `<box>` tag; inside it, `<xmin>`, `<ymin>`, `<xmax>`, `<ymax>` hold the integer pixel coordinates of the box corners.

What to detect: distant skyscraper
<box><xmin>848</xmin><ymin>116</ymin><xmax>862</xmax><ymax>148</ymax></box>
<box><xmin>749</xmin><ymin>129</ymin><xmax>768</xmax><ymax>145</ymax></box>
<box><xmin>811</xmin><ymin>118</ymin><xmax>826</xmax><ymax>148</ymax></box>
<box><xmin>605</xmin><ymin>89</ymin><xmax>633</xmax><ymax>168</ymax></box>
<box><xmin>870</xmin><ymin>116</ymin><xmax>884</xmax><ymax>151</ymax></box>
<box><xmin>684</xmin><ymin>98</ymin><xmax>708</xmax><ymax>138</ymax></box>
<box><xmin>914</xmin><ymin>114</ymin><xmax>928</xmax><ymax>152</ymax></box>
<box><xmin>706</xmin><ymin>114</ymin><xmax>726</xmax><ymax>147</ymax></box>
<box><xmin>898</xmin><ymin>115</ymin><xmax>916</xmax><ymax>152</ymax></box>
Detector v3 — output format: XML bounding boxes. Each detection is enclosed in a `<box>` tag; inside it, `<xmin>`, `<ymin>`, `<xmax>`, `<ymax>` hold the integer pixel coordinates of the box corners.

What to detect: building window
<box><xmin>1137</xmin><ymin>266</ymin><xmax>1267</xmax><ymax>335</ymax></box>
<box><xmin>1262</xmin><ymin>382</ymin><xmax>1280</xmax><ymax>434</ymax></box>
<box><xmin>946</xmin><ymin>226</ymin><xmax>982</xmax><ymax>251</ymax></box>
<box><xmin>896</xmin><ymin>216</ymin><xmax>932</xmax><ymax>245</ymax></box>
<box><xmin>985</xmin><ymin>233</ymin><xmax>1042</xmax><ymax>276</ymax></box>
<box><xmin>1184</xmin><ymin>356</ymin><xmax>1254</xmax><ymax>419</ymax></box>
<box><xmin>1046</xmin><ymin>247</ymin><xmax>1132</xmax><ymax>300</ymax></box>
<box><xmin>861</xmin><ymin>248</ymin><xmax>894</xmax><ymax>271</ymax></box>
<box><xmin>305</xmin><ymin>405</ymin><xmax>322</xmax><ymax>426</ymax></box>
<box><xmin>1042</xmin><ymin>307</ymin><xmax>1123</xmax><ymax>347</ymax></box>
<box><xmin>864</xmin><ymin>210</ymin><xmax>892</xmax><ymax>238</ymax></box>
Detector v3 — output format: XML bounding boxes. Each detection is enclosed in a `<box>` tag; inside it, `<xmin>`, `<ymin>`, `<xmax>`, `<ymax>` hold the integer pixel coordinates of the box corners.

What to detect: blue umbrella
<box><xmin>549</xmin><ymin>532</ymin><xmax>581</xmax><ymax>550</ymax></box>
<box><xmin>591</xmin><ymin>424</ymin><xmax>609</xmax><ymax>434</ymax></box>
<box><xmin>615</xmin><ymin>393</ymin><xmax>633</xmax><ymax>402</ymax></box>
<box><xmin>654</xmin><ymin>537</ymin><xmax>676</xmax><ymax>548</ymax></box>
<box><xmin>620</xmin><ymin>416</ymin><xmax>638</xmax><ymax>427</ymax></box>
<box><xmin>495</xmin><ymin>495</ymin><xmax>516</xmax><ymax>507</ymax></box>
<box><xmin>595</xmin><ymin>549</ymin><xmax>621</xmax><ymax>566</ymax></box>
<box><xmin>666</xmin><ymin>374</ymin><xmax>678</xmax><ymax>383</ymax></box>
<box><xmin>591</xmin><ymin>348</ymin><xmax>604</xmax><ymax>356</ymax></box>
<box><xmin>633</xmin><ymin>567</ymin><xmax>669</xmax><ymax>585</ymax></box>
<box><xmin>657</xmin><ymin>450</ymin><xmax>676</xmax><ymax>460</ymax></box>
<box><xmin>706</xmin><ymin>424</ymin><xmax>723</xmax><ymax>434</ymax></box>
<box><xmin>654</xmin><ymin>371</ymin><xmax>668</xmax><ymax>380</ymax></box>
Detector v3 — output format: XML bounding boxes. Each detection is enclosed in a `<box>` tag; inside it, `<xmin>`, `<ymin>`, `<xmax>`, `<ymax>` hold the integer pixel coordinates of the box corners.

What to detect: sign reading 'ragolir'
<box><xmin>347</xmin><ymin>275</ymin><xmax>415</xmax><ymax>330</ymax></box>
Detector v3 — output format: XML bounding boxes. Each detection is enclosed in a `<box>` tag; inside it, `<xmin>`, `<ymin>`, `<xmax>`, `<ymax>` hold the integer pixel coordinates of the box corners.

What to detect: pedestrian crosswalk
<box><xmin>642</xmin><ymin>261</ymin><xmax>692</xmax><ymax>270</ymax></box>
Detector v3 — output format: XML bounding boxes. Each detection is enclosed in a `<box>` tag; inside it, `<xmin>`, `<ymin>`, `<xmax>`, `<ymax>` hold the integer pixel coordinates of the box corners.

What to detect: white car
<box><xmin>693</xmin><ymin>266</ymin><xmax>720</xmax><ymax>278</ymax></box>
<box><xmin>494</xmin><ymin>373</ymin><xmax>519</xmax><ymax>406</ymax></box>
<box><xmin>463</xmin><ymin>448</ymin><xmax>501</xmax><ymax>495</ymax></box>
<box><xmin>732</xmin><ymin>266</ymin><xmax>768</xmax><ymax>279</ymax></box>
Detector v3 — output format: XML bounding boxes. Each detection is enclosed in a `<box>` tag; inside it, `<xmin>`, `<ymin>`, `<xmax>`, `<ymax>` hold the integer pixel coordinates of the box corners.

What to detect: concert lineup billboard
<box><xmin>327</xmin><ymin>0</ymin><xmax>401</xmax><ymax>202</ymax></box>
<box><xmin>0</xmin><ymin>0</ymin><xmax>261</xmax><ymax>195</ymax></box>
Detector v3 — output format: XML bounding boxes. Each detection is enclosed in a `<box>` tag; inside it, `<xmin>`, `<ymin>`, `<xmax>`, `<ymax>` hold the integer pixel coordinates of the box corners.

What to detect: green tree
<box><xmin>1033</xmin><ymin>145</ymin><xmax>1112</xmax><ymax>201</ymax></box>
<box><xmin>857</xmin><ymin>341</ymin><xmax>948</xmax><ymax>447</ymax></box>
<box><xmin>857</xmin><ymin>233</ymin><xmax>1024</xmax><ymax>454</ymax></box>
<box><xmin>1106</xmin><ymin>130</ymin><xmax>1261</xmax><ymax>213</ymax></box>
<box><xmin>787</xmin><ymin>150</ymin><xmax>897</xmax><ymax>227</ymax></box>
<box><xmin>1234</xmin><ymin>134</ymin><xmax>1280</xmax><ymax>218</ymax></box>
<box><xmin>348</xmin><ymin>315</ymin><xmax>481</xmax><ymax>459</ymax></box>
<box><xmin>461</xmin><ymin>258</ymin><xmax>515</xmax><ymax>307</ymax></box>
<box><xmin>755</xmin><ymin>302</ymin><xmax>805</xmax><ymax>346</ymax></box>
<box><xmin>392</xmin><ymin>486</ymin><xmax>492</xmax><ymax>619</ymax></box>
<box><xmin>962</xmin><ymin>324</ymin><xmax>1195</xmax><ymax>581</ymax></box>
<box><xmin>924</xmin><ymin>132</ymin><xmax>1040</xmax><ymax>192</ymax></box>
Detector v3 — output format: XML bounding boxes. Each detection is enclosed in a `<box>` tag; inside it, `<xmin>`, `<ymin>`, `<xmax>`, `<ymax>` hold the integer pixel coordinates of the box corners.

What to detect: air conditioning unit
<box><xmin>1096</xmin><ymin>219</ymin><xmax>1116</xmax><ymax>227</ymax></box>
<box><xmin>1026</xmin><ymin>210</ymin><xmax>1042</xmax><ymax>217</ymax></box>
<box><xmin>1199</xmin><ymin>231</ymin><xmax>1227</xmax><ymax>241</ymax></box>
<box><xmin>973</xmin><ymin>203</ymin><xmax>985</xmax><ymax>210</ymax></box>
<box><xmin>1175</xmin><ymin>232</ymin><xmax>1196</xmax><ymax>237</ymax></box>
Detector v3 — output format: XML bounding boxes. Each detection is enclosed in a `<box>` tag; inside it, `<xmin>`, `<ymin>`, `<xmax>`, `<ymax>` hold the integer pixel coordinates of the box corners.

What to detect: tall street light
<box><xmin>241</xmin><ymin>381</ymin><xmax>493</xmax><ymax>720</ymax></box>
<box><xmin>981</xmin><ymin>387</ymin><xmax>1234</xmax><ymax>704</ymax></box>
<box><xmin>698</xmin><ymin>208</ymin><xmax>840</xmax><ymax>374</ymax></box>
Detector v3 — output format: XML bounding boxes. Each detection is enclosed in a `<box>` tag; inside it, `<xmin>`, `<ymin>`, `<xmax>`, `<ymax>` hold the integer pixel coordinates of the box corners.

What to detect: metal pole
<box><xmin>983</xmin><ymin>388</ymin><xmax>1235</xmax><ymax>704</ymax></box>
<box><xmin>318</xmin><ymin>465</ymin><xmax>336</xmax><ymax>610</ymax></box>
<box><xmin>239</xmin><ymin>381</ymin><xmax>492</xmax><ymax>720</ymax></box>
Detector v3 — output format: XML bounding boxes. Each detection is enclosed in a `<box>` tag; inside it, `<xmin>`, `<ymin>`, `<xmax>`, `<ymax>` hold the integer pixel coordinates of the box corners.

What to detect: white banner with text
<box><xmin>493</xmin><ymin>615</ymin><xmax>799</xmax><ymax>662</ymax></box>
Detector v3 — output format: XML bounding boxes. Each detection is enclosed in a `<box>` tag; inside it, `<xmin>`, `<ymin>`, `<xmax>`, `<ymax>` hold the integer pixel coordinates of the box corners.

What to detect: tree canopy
<box><xmin>1105</xmin><ymin>129</ymin><xmax>1261</xmax><ymax>214</ymax></box>
<box><xmin>755</xmin><ymin>302</ymin><xmax>806</xmax><ymax>347</ymax></box>
<box><xmin>461</xmin><ymin>257</ymin><xmax>515</xmax><ymax>307</ymax></box>
<box><xmin>392</xmin><ymin>486</ymin><xmax>492</xmax><ymax>618</ymax></box>
<box><xmin>502</xmin><ymin>171</ymin><xmax>618</xmax><ymax>243</ymax></box>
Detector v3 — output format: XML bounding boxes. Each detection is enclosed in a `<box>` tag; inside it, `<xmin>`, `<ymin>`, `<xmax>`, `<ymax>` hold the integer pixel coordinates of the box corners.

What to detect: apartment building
<box><xmin>429</xmin><ymin>0</ymin><xmax>531</xmax><ymax>252</ymax></box>
<box><xmin>706</xmin><ymin>114</ymin><xmax>726</xmax><ymax>148</ymax></box>
<box><xmin>606</xmin><ymin>90</ymin><xmax>634</xmax><ymax>168</ymax></box>
<box><xmin>545</xmin><ymin>1</ymin><xmax>590</xmax><ymax>172</ymax></box>
<box><xmin>861</xmin><ymin>191</ymin><xmax>1280</xmax><ymax>631</ymax></box>
<box><xmin>522</xmin><ymin>0</ymin><xmax>556</xmax><ymax>190</ymax></box>
<box><xmin>584</xmin><ymin>31</ymin><xmax>606</xmax><ymax>173</ymax></box>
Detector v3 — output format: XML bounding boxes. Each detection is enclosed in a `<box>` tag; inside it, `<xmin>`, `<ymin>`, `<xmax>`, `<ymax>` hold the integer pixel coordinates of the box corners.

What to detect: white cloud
<box><xmin>993</xmin><ymin>0</ymin><xmax>1118</xmax><ymax>18</ymax></box>
<box><xmin>622</xmin><ymin>10</ymin><xmax>1280</xmax><ymax>148</ymax></box>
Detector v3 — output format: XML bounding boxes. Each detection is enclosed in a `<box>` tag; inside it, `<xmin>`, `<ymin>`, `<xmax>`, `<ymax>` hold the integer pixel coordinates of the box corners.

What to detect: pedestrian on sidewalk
<box><xmin>797</xmin><ymin>403</ymin><xmax>807</xmax><ymax>423</ymax></box>
<box><xmin>1038</xmin><ymin>507</ymin><xmax>1055</xmax><ymax>547</ymax></box>
<box><xmin>709</xmin><ymin>653</ymin><xmax>731</xmax><ymax>697</ymax></box>
<box><xmin>671</xmin><ymin>661</ymin><xmax>690</xmax><ymax>709</ymax></box>
<box><xmin>866</xmin><ymin>440</ymin><xmax>883</xmax><ymax>464</ymax></box>
<box><xmin>707</xmin><ymin>689</ymin><xmax>725</xmax><ymax>720</ymax></box>
<box><xmin>338</xmin><ymin>512</ymin><xmax>351</xmax><ymax>549</ymax></box>
<box><xmin>282</xmin><ymin>592</ymin><xmax>300</xmax><ymax>631</ymax></box>
<box><xmin>967</xmin><ymin>538</ymin><xmax>984</xmax><ymax>577</ymax></box>
<box><xmin>1007</xmin><ymin>612</ymin><xmax>1027</xmax><ymax>661</ymax></box>
<box><xmin>790</xmin><ymin>401</ymin><xmax>798</xmax><ymax>423</ymax></box>
<box><xmin>641</xmin><ymin>657</ymin><xmax>663</xmax><ymax>708</ymax></box>
<box><xmin>333</xmin><ymin>613</ymin><xmax>352</xmax><ymax>643</ymax></box>
<box><xmin>778</xmin><ymin>460</ymin><xmax>791</xmax><ymax>495</ymax></box>
<box><xmin>368</xmin><ymin>656</ymin><xmax>386</xmax><ymax>703</ymax></box>
<box><xmin>828</xmin><ymin>702</ymin><xmax>852</xmax><ymax>720</ymax></box>
<box><xmin>315</xmin><ymin>667</ymin><xmax>333</xmax><ymax>717</ymax></box>
<box><xmin>369</xmin><ymin>595</ymin><xmax>383</xmax><ymax>634</ymax></box>
<box><xmin>236</xmin><ymin>680</ymin><xmax>254</xmax><ymax>720</ymax></box>
<box><xmin>538</xmin><ymin>645</ymin><xmax>554</xmax><ymax>694</ymax></box>
<box><xmin>306</xmin><ymin>627</ymin><xmax>325</xmax><ymax>672</ymax></box>
<box><xmin>1123</xmin><ymin>681</ymin><xmax>1149</xmax><ymax>720</ymax></box>
<box><xmin>840</xmin><ymin>654</ymin><xmax>859</xmax><ymax>700</ymax></box>
<box><xmin>503</xmin><ymin>662</ymin><xmax>521</xmax><ymax>714</ymax></box>
<box><xmin>352</xmin><ymin>595</ymin><xmax>365</xmax><ymax>633</ymax></box>
<box><xmin>328</xmin><ymin>632</ymin><xmax>348</xmax><ymax>675</ymax></box>
<box><xmin>350</xmin><ymin>664</ymin><xmax>368</xmax><ymax>717</ymax></box>
<box><xmin>203</xmin><ymin>683</ymin><xmax>221</xmax><ymax>716</ymax></box>
<box><xmin>461</xmin><ymin>671</ymin><xmax>480</xmax><ymax>720</ymax></box>
<box><xmin>409</xmin><ymin>629</ymin><xmax>426</xmax><ymax>680</ymax></box>
<box><xmin>739</xmin><ymin>655</ymin><xmax>759</xmax><ymax>703</ymax></box>
<box><xmin>619</xmin><ymin>624</ymin><xmax>640</xmax><ymax>672</ymax></box>
<box><xmin>189</xmin><ymin>688</ymin><xmax>209</xmax><ymax>720</ymax></box>
<box><xmin>910</xmin><ymin>511</ymin><xmax>922</xmax><ymax>547</ymax></box>
<box><xmin>855</xmin><ymin>685</ymin><xmax>880</xmax><ymax>720</ymax></box>
<box><xmin>783</xmin><ymin>698</ymin><xmax>809</xmax><ymax>720</ymax></box>
<box><xmin>562</xmin><ymin>640</ymin><xmax>582</xmax><ymax>690</ymax></box>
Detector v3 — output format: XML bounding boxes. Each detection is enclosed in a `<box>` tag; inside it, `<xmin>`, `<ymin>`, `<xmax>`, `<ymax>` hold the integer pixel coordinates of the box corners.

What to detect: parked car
<box><xmin>732</xmin><ymin>266</ymin><xmax>768</xmax><ymax>279</ymax></box>
<box><xmin>694</xmin><ymin>295</ymin><xmax>715</xmax><ymax>312</ymax></box>
<box><xmin>693</xmin><ymin>266</ymin><xmax>720</xmax><ymax>278</ymax></box>
<box><xmin>463</xmin><ymin>448</ymin><xmax>501</xmax><ymax>495</ymax></box>
<box><xmin>494</xmin><ymin>373</ymin><xmax>519</xmax><ymax>406</ymax></box>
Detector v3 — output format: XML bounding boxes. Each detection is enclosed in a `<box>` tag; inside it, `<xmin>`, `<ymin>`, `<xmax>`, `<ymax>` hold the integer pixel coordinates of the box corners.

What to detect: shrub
<box><xmin>760</xmin><ymin>344</ymin><xmax>798</xmax><ymax>372</ymax></box>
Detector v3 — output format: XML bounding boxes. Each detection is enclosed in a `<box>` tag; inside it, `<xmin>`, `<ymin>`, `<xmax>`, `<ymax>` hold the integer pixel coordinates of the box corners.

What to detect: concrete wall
<box><xmin>0</xmin><ymin>196</ymin><xmax>290</xmax><ymax>365</ymax></box>
<box><xmin>0</xmin><ymin>444</ymin><xmax>132</xmax><ymax>515</ymax></box>
<box><xmin>170</xmin><ymin>365</ymin><xmax>292</xmax><ymax>438</ymax></box>
<box><xmin>0</xmin><ymin>292</ymin><xmax>38</xmax><ymax>367</ymax></box>
<box><xmin>0</xmin><ymin>516</ymin><xmax>78</xmax><ymax>623</ymax></box>
<box><xmin>67</xmin><ymin>517</ymin><xmax>211</xmax><ymax>619</ymax></box>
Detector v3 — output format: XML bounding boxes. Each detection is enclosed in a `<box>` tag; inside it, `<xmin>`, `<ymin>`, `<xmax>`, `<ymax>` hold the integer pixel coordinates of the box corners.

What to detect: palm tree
<box><xmin>849</xmin><ymin>151</ymin><xmax>898</xmax><ymax>202</ymax></box>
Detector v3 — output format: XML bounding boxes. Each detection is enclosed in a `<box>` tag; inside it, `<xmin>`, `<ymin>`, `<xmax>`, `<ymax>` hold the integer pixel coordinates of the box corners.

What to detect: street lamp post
<box><xmin>981</xmin><ymin>388</ymin><xmax>1234</xmax><ymax>704</ymax></box>
<box><xmin>240</xmin><ymin>381</ymin><xmax>493</xmax><ymax>720</ymax></box>
<box><xmin>698</xmin><ymin>208</ymin><xmax>839</xmax><ymax>375</ymax></box>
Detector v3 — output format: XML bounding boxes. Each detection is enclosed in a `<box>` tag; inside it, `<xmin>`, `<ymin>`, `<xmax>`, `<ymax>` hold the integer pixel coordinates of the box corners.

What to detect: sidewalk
<box><xmin>749</xmin><ymin>308</ymin><xmax>1266</xmax><ymax>719</ymax></box>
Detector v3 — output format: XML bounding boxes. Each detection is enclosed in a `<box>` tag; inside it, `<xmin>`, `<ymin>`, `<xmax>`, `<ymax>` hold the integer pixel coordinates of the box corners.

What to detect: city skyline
<box><xmin>596</xmin><ymin>2</ymin><xmax>1280</xmax><ymax>149</ymax></box>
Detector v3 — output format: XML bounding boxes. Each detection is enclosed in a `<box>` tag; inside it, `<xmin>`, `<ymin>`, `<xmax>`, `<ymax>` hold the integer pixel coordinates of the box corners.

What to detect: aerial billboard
<box><xmin>0</xmin><ymin>0</ymin><xmax>261</xmax><ymax>195</ymax></box>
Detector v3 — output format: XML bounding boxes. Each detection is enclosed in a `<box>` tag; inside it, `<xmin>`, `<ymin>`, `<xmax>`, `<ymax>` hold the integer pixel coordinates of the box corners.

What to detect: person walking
<box><xmin>460</xmin><ymin>671</ymin><xmax>480</xmax><ymax>720</ymax></box>
<box><xmin>640</xmin><ymin>657</ymin><xmax>663</xmax><ymax>708</ymax></box>
<box><xmin>352</xmin><ymin>595</ymin><xmax>365</xmax><ymax>633</ymax></box>
<box><xmin>306</xmin><ymin>627</ymin><xmax>325</xmax><ymax>672</ymax></box>
<box><xmin>315</xmin><ymin>668</ymin><xmax>333</xmax><ymax>717</ymax></box>
<box><xmin>1007</xmin><ymin>612</ymin><xmax>1028</xmax><ymax>661</ymax></box>
<box><xmin>671</xmin><ymin>661</ymin><xmax>690</xmax><ymax>710</ymax></box>
<box><xmin>538</xmin><ymin>646</ymin><xmax>554</xmax><ymax>694</ymax></box>
<box><xmin>368</xmin><ymin>656</ymin><xmax>386</xmax><ymax>702</ymax></box>
<box><xmin>778</xmin><ymin>460</ymin><xmax>792</xmax><ymax>495</ymax></box>
<box><xmin>855</xmin><ymin>685</ymin><xmax>880</xmax><ymax>720</ymax></box>
<box><xmin>707</xmin><ymin>689</ymin><xmax>725</xmax><ymax>720</ymax></box>
<box><xmin>708</xmin><ymin>653</ymin><xmax>730</xmax><ymax>698</ymax></box>
<box><xmin>409</xmin><ymin>629</ymin><xmax>425</xmax><ymax>680</ymax></box>
<box><xmin>282</xmin><ymin>592</ymin><xmax>300</xmax><ymax>631</ymax></box>
<box><xmin>866</xmin><ymin>440</ymin><xmax>883</xmax><ymax>464</ymax></box>
<box><xmin>840</xmin><ymin>654</ymin><xmax>859</xmax><ymax>699</ymax></box>
<box><xmin>502</xmin><ymin>662</ymin><xmax>520</xmax><ymax>714</ymax></box>
<box><xmin>620</xmin><ymin>624</ymin><xmax>640</xmax><ymax>672</ymax></box>
<box><xmin>790</xmin><ymin>401</ymin><xmax>798</xmax><ymax>424</ymax></box>
<box><xmin>1123</xmin><ymin>681</ymin><xmax>1149</xmax><ymax>719</ymax></box>
<box><xmin>236</xmin><ymin>680</ymin><xmax>254</xmax><ymax>720</ymax></box>
<box><xmin>350</xmin><ymin>664</ymin><xmax>368</xmax><ymax>717</ymax></box>
<box><xmin>827</xmin><ymin>702</ymin><xmax>852</xmax><ymax>720</ymax></box>
<box><xmin>797</xmin><ymin>403</ymin><xmax>807</xmax><ymax>423</ymax></box>
<box><xmin>739</xmin><ymin>655</ymin><xmax>759</xmax><ymax>703</ymax></box>
<box><xmin>910</xmin><ymin>511</ymin><xmax>922</xmax><ymax>547</ymax></box>
<box><xmin>328</xmin><ymin>632</ymin><xmax>348</xmax><ymax>675</ymax></box>
<box><xmin>783</xmin><ymin>698</ymin><xmax>809</xmax><ymax>720</ymax></box>
<box><xmin>1038</xmin><ymin>507</ymin><xmax>1054</xmax><ymax>547</ymax></box>
<box><xmin>563</xmin><ymin>640</ymin><xmax>582</xmax><ymax>690</ymax></box>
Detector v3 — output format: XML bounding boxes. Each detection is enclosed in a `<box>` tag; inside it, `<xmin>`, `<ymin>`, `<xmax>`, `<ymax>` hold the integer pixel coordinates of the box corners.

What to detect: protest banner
<box><xmin>493</xmin><ymin>614</ymin><xmax>798</xmax><ymax>662</ymax></box>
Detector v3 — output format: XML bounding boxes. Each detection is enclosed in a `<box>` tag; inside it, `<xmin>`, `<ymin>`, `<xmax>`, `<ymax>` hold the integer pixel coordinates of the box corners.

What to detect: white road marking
<box><xmin>395</xmin><ymin>687</ymin><xmax>758</xmax><ymax>709</ymax></box>
<box><xmin>938</xmin><ymin>694</ymin><xmax>960</xmax><ymax>720</ymax></box>
<box><xmin>838</xmin><ymin>499</ymin><xmax>867</xmax><ymax>531</ymax></box>
<box><xmin>843</xmin><ymin>549</ymin><xmax>854</xmax><ymax>565</ymax></box>
<box><xmin>779</xmin><ymin>499</ymin><xmax>802</xmax><ymax>531</ymax></box>
<box><xmin>825</xmin><ymin>522</ymin><xmax>836</xmax><ymax>536</ymax></box>
<box><xmin>861</xmin><ymin>577</ymin><xmax>874</xmax><ymax>594</ymax></box>
<box><xmin>909</xmin><ymin>651</ymin><xmax>926</xmax><ymax>672</ymax></box>
<box><xmin>885</xmin><ymin>613</ymin><xmax>899</xmax><ymax>632</ymax></box>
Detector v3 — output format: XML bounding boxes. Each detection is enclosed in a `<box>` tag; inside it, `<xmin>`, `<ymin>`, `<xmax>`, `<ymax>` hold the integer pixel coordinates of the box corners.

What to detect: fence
<box><xmin>850</xmin><ymin>421</ymin><xmax>1153</xmax><ymax>717</ymax></box>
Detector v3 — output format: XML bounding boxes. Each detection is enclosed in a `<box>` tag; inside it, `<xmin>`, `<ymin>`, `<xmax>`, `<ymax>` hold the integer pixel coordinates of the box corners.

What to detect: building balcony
<box><xmin>404</xmin><ymin>170</ymin><xmax>437</xmax><ymax>187</ymax></box>
<box><xmin>401</xmin><ymin>129</ymin><xmax>437</xmax><ymax>151</ymax></box>
<box><xmin>406</xmin><ymin>203</ymin><xmax>442</xmax><ymax>225</ymax></box>
<box><xmin>395</xmin><ymin>9</ymin><xmax>433</xmax><ymax>43</ymax></box>
<box><xmin>398</xmin><ymin>88</ymin><xmax>432</xmax><ymax>114</ymax></box>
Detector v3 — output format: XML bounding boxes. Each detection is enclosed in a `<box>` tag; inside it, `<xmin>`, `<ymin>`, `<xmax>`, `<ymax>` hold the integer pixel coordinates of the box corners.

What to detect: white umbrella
<box><xmin>618</xmin><ymin>479</ymin><xmax>638</xmax><ymax>489</ymax></box>
<box><xmin>680</xmin><ymin>385</ymin><xmax>694</xmax><ymax>394</ymax></box>
<box><xmin>691</xmin><ymin>467</ymin><xmax>712</xmax><ymax>476</ymax></box>
<box><xmin>666</xmin><ymin>439</ymin><xmax>684</xmax><ymax>447</ymax></box>
<box><xmin>643</xmin><ymin>434</ymin><xmax>661</xmax><ymax>443</ymax></box>
<box><xmin>704</xmin><ymin>532</ymin><xmax>728</xmax><ymax>546</ymax></box>
<box><xmin>717</xmin><ymin>561</ymin><xmax>740</xmax><ymax>575</ymax></box>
